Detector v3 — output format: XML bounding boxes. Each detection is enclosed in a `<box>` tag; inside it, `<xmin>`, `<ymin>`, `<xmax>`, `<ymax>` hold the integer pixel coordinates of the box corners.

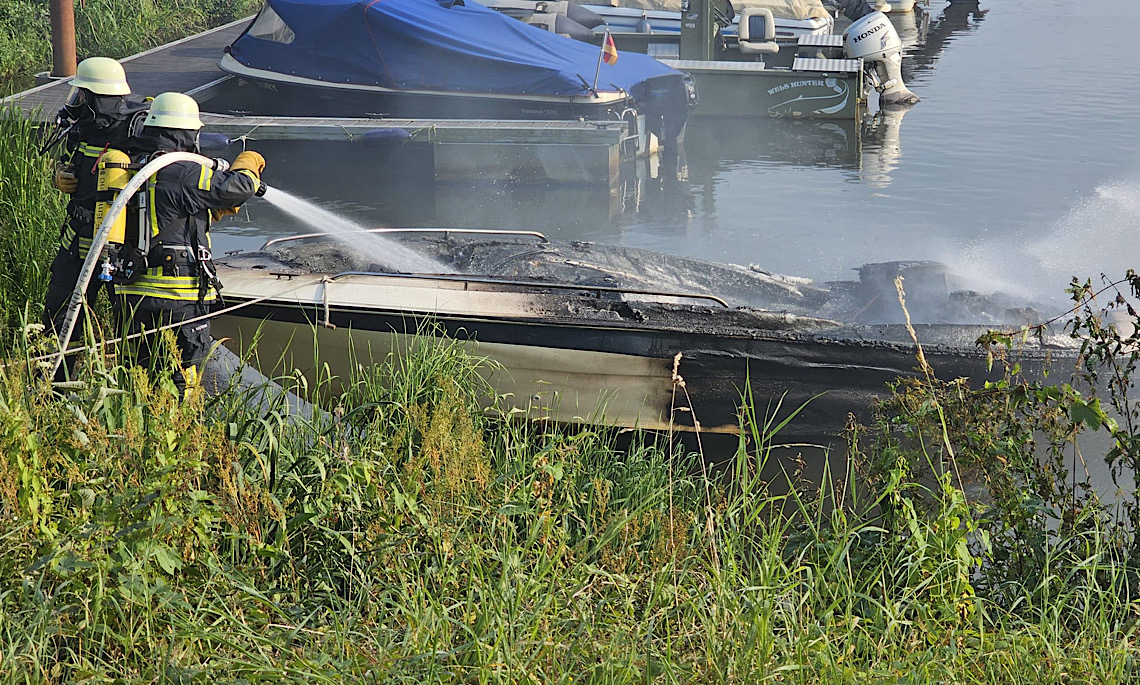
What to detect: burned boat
<box><xmin>210</xmin><ymin>230</ymin><xmax>1074</xmax><ymax>437</ymax></box>
<box><xmin>218</xmin><ymin>0</ymin><xmax>696</xmax><ymax>146</ymax></box>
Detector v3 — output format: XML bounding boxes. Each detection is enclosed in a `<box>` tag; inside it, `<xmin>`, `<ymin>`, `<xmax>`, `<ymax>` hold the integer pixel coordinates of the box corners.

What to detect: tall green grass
<box><xmin>1</xmin><ymin>321</ymin><xmax>1138</xmax><ymax>682</ymax></box>
<box><xmin>1</xmin><ymin>0</ymin><xmax>259</xmax><ymax>98</ymax></box>
<box><xmin>0</xmin><ymin>108</ymin><xmax>65</xmax><ymax>349</ymax></box>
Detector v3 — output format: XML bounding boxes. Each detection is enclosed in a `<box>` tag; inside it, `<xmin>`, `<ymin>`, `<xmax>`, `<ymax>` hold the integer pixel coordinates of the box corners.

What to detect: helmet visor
<box><xmin>64</xmin><ymin>87</ymin><xmax>86</xmax><ymax>109</ymax></box>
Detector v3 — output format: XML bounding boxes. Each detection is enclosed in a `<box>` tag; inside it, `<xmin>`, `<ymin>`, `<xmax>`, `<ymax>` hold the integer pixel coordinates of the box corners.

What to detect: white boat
<box><xmin>482</xmin><ymin>0</ymin><xmax>921</xmax><ymax>115</ymax></box>
<box><xmin>480</xmin><ymin>0</ymin><xmax>836</xmax><ymax>42</ymax></box>
<box><xmin>211</xmin><ymin>229</ymin><xmax>1072</xmax><ymax>437</ymax></box>
<box><xmin>581</xmin><ymin>0</ymin><xmax>835</xmax><ymax>41</ymax></box>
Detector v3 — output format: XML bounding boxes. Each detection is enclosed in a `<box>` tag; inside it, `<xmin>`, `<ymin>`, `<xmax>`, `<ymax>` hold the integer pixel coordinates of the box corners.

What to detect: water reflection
<box><xmin>434</xmin><ymin>184</ymin><xmax>621</xmax><ymax>239</ymax></box>
<box><xmin>859</xmin><ymin>105</ymin><xmax>909</xmax><ymax>188</ymax></box>
<box><xmin>902</xmin><ymin>1</ymin><xmax>988</xmax><ymax>84</ymax></box>
<box><xmin>216</xmin><ymin>108</ymin><xmax>915</xmax><ymax>255</ymax></box>
<box><xmin>210</xmin><ymin>0</ymin><xmax>1035</xmax><ymax>279</ymax></box>
<box><xmin>677</xmin><ymin>106</ymin><xmax>911</xmax><ymax>189</ymax></box>
<box><xmin>683</xmin><ymin>119</ymin><xmax>860</xmax><ymax>172</ymax></box>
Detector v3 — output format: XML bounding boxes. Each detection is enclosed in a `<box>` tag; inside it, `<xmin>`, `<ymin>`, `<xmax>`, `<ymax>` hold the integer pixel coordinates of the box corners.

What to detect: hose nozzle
<box><xmin>255</xmin><ymin>181</ymin><xmax>269</xmax><ymax>197</ymax></box>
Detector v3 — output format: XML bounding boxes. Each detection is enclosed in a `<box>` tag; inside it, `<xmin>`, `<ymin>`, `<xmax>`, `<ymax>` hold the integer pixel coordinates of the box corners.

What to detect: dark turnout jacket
<box><xmin>58</xmin><ymin>96</ymin><xmax>149</xmax><ymax>258</ymax></box>
<box><xmin>116</xmin><ymin>158</ymin><xmax>259</xmax><ymax>302</ymax></box>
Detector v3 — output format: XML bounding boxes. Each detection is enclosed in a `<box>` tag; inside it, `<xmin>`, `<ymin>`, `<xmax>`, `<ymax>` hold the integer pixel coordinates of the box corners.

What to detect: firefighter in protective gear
<box><xmin>116</xmin><ymin>92</ymin><xmax>265</xmax><ymax>396</ymax></box>
<box><xmin>41</xmin><ymin>57</ymin><xmax>150</xmax><ymax>355</ymax></box>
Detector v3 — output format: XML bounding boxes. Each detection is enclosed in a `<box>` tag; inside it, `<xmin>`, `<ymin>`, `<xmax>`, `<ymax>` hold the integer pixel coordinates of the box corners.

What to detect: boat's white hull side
<box><xmin>211</xmin><ymin>315</ymin><xmax>682</xmax><ymax>431</ymax></box>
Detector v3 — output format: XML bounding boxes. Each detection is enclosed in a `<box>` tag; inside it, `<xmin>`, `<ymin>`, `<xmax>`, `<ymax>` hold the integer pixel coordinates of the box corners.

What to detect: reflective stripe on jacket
<box><xmin>116</xmin><ymin>158</ymin><xmax>258</xmax><ymax>301</ymax></box>
<box><xmin>58</xmin><ymin>100</ymin><xmax>147</xmax><ymax>257</ymax></box>
<box><xmin>117</xmin><ymin>273</ymin><xmax>214</xmax><ymax>302</ymax></box>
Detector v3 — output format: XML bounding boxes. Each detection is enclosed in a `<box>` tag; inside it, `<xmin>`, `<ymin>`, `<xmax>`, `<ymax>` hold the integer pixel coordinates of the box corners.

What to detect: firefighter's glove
<box><xmin>53</xmin><ymin>165</ymin><xmax>78</xmax><ymax>194</ymax></box>
<box><xmin>210</xmin><ymin>206</ymin><xmax>241</xmax><ymax>222</ymax></box>
<box><xmin>231</xmin><ymin>150</ymin><xmax>266</xmax><ymax>177</ymax></box>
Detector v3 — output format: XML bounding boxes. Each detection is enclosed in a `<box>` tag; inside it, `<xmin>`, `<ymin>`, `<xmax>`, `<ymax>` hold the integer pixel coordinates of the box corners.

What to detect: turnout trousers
<box><xmin>118</xmin><ymin>294</ymin><xmax>212</xmax><ymax>394</ymax></box>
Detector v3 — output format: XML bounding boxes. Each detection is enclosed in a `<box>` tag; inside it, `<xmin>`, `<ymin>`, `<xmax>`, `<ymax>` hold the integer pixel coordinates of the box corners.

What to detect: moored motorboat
<box><xmin>482</xmin><ymin>0</ymin><xmax>835</xmax><ymax>48</ymax></box>
<box><xmin>218</xmin><ymin>0</ymin><xmax>696</xmax><ymax>147</ymax></box>
<box><xmin>210</xmin><ymin>230</ymin><xmax>1074</xmax><ymax>437</ymax></box>
<box><xmin>492</xmin><ymin>0</ymin><xmax>920</xmax><ymax>117</ymax></box>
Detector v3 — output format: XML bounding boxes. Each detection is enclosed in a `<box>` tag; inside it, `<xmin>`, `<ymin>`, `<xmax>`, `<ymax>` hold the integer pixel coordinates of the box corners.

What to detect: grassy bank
<box><xmin>1</xmin><ymin>0</ymin><xmax>258</xmax><ymax>98</ymax></box>
<box><xmin>1</xmin><ymin>318</ymin><xmax>1139</xmax><ymax>682</ymax></box>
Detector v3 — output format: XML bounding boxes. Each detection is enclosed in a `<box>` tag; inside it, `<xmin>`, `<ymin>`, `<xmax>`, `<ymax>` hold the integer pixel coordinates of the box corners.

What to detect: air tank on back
<box><xmin>843</xmin><ymin>11</ymin><xmax>920</xmax><ymax>107</ymax></box>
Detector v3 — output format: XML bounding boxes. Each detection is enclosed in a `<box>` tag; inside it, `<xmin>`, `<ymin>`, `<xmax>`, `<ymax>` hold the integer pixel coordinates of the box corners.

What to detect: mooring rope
<box><xmin>14</xmin><ymin>274</ymin><xmax>327</xmax><ymax>371</ymax></box>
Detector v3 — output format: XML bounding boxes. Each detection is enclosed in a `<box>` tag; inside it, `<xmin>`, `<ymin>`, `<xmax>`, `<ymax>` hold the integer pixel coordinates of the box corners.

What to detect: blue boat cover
<box><xmin>227</xmin><ymin>0</ymin><xmax>679</xmax><ymax>97</ymax></box>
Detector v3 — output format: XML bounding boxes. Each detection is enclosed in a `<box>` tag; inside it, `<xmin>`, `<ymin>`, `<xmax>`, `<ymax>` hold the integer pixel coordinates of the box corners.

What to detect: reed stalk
<box><xmin>0</xmin><ymin>108</ymin><xmax>64</xmax><ymax>350</ymax></box>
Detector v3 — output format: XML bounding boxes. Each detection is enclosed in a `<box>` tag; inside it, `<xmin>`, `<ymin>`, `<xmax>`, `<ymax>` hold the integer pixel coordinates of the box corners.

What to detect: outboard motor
<box><xmin>842</xmin><ymin>11</ymin><xmax>920</xmax><ymax>106</ymax></box>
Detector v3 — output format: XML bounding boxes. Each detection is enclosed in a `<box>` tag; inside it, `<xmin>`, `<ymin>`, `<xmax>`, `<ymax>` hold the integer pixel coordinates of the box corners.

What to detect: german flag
<box><xmin>602</xmin><ymin>30</ymin><xmax>618</xmax><ymax>65</ymax></box>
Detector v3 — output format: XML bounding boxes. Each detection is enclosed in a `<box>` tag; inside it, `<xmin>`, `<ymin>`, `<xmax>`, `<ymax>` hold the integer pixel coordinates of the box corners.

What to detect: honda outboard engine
<box><xmin>842</xmin><ymin>11</ymin><xmax>920</xmax><ymax>107</ymax></box>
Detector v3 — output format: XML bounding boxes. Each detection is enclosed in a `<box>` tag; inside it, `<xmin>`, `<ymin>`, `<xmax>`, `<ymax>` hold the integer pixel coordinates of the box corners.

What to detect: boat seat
<box><xmin>737</xmin><ymin>7</ymin><xmax>780</xmax><ymax>55</ymax></box>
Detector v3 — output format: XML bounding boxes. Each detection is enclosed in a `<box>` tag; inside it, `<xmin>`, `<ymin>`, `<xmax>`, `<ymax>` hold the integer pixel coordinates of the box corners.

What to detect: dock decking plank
<box><xmin>199</xmin><ymin>114</ymin><xmax>626</xmax><ymax>145</ymax></box>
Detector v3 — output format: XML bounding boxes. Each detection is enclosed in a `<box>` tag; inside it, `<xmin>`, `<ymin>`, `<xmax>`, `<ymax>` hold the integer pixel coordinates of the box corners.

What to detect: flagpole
<box><xmin>591</xmin><ymin>27</ymin><xmax>608</xmax><ymax>94</ymax></box>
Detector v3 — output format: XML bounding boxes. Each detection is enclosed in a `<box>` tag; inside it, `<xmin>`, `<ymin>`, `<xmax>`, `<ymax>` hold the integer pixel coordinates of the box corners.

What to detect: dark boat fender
<box><xmin>359</xmin><ymin>128</ymin><xmax>413</xmax><ymax>146</ymax></box>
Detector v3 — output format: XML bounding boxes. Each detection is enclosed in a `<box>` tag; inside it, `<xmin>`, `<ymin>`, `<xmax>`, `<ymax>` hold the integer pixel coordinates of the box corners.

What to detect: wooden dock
<box><xmin>2</xmin><ymin>19</ymin><xmax>249</xmax><ymax>118</ymax></box>
<box><xmin>2</xmin><ymin>18</ymin><xmax>629</xmax><ymax>186</ymax></box>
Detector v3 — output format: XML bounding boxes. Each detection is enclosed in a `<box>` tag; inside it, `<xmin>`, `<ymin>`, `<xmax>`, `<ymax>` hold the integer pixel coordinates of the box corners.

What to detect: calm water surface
<box><xmin>216</xmin><ymin>0</ymin><xmax>1140</xmax><ymax>311</ymax></box>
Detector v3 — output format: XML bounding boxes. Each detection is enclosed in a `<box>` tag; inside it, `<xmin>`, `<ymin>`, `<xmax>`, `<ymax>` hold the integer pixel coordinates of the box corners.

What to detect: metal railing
<box><xmin>320</xmin><ymin>270</ymin><xmax>730</xmax><ymax>308</ymax></box>
<box><xmin>261</xmin><ymin>227</ymin><xmax>549</xmax><ymax>250</ymax></box>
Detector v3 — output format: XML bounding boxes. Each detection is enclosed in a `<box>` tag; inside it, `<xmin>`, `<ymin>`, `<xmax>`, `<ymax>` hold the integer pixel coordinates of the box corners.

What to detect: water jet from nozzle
<box><xmin>257</xmin><ymin>187</ymin><xmax>450</xmax><ymax>274</ymax></box>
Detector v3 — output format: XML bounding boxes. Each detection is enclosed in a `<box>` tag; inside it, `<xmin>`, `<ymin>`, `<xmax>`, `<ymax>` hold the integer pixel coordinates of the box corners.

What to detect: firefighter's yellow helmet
<box><xmin>144</xmin><ymin>92</ymin><xmax>203</xmax><ymax>131</ymax></box>
<box><xmin>69</xmin><ymin>57</ymin><xmax>130</xmax><ymax>96</ymax></box>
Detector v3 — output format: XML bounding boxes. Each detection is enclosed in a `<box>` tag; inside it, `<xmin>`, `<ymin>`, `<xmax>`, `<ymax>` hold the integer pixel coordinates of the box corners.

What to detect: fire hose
<box><xmin>51</xmin><ymin>152</ymin><xmax>235</xmax><ymax>380</ymax></box>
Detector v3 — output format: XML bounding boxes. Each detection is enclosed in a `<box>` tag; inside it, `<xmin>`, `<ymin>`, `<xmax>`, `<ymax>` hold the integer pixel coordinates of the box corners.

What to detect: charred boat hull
<box><xmin>211</xmin><ymin>235</ymin><xmax>1072</xmax><ymax>437</ymax></box>
<box><xmin>213</xmin><ymin>294</ymin><xmax>1050</xmax><ymax>436</ymax></box>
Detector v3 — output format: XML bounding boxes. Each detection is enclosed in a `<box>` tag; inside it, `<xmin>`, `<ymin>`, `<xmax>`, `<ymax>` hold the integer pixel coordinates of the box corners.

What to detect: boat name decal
<box><xmin>766</xmin><ymin>80</ymin><xmax>827</xmax><ymax>95</ymax></box>
<box><xmin>854</xmin><ymin>24</ymin><xmax>883</xmax><ymax>42</ymax></box>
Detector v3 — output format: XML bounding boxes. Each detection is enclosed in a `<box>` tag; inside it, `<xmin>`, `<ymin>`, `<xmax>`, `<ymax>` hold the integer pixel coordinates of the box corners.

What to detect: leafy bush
<box><xmin>856</xmin><ymin>272</ymin><xmax>1140</xmax><ymax>635</ymax></box>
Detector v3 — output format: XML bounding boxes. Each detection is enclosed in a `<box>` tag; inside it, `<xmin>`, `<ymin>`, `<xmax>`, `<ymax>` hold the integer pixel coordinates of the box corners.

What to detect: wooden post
<box><xmin>50</xmin><ymin>0</ymin><xmax>77</xmax><ymax>78</ymax></box>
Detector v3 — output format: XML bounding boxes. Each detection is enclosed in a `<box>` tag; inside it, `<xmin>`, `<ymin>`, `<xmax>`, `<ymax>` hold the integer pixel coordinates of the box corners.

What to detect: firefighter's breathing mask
<box><xmin>63</xmin><ymin>87</ymin><xmax>90</xmax><ymax>119</ymax></box>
